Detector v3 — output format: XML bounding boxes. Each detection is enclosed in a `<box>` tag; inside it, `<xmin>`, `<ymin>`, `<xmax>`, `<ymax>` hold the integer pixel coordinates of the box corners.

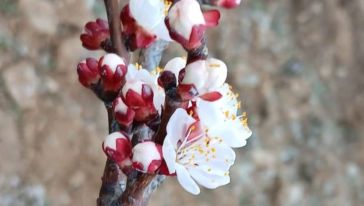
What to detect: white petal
<box><xmin>182</xmin><ymin>60</ymin><xmax>207</xmax><ymax>91</ymax></box>
<box><xmin>189</xmin><ymin>137</ymin><xmax>236</xmax><ymax>171</ymax></box>
<box><xmin>122</xmin><ymin>80</ymin><xmax>143</xmax><ymax>97</ymax></box>
<box><xmin>104</xmin><ymin>132</ymin><xmax>128</xmax><ymax>150</ymax></box>
<box><xmin>175</xmin><ymin>164</ymin><xmax>200</xmax><ymax>195</ymax></box>
<box><xmin>164</xmin><ymin>57</ymin><xmax>186</xmax><ymax>81</ymax></box>
<box><xmin>208</xmin><ymin>123</ymin><xmax>247</xmax><ymax>148</ymax></box>
<box><xmin>162</xmin><ymin>137</ymin><xmax>177</xmax><ymax>173</ymax></box>
<box><xmin>132</xmin><ymin>142</ymin><xmax>161</xmax><ymax>171</ymax></box>
<box><xmin>153</xmin><ymin>87</ymin><xmax>165</xmax><ymax>114</ymax></box>
<box><xmin>197</xmin><ymin>100</ymin><xmax>222</xmax><ymax>126</ymax></box>
<box><xmin>166</xmin><ymin>109</ymin><xmax>195</xmax><ymax>146</ymax></box>
<box><xmin>101</xmin><ymin>54</ymin><xmax>125</xmax><ymax>73</ymax></box>
<box><xmin>205</xmin><ymin>58</ymin><xmax>227</xmax><ymax>91</ymax></box>
<box><xmin>189</xmin><ymin>168</ymin><xmax>230</xmax><ymax>189</ymax></box>
<box><xmin>153</xmin><ymin>20</ymin><xmax>172</xmax><ymax>41</ymax></box>
<box><xmin>126</xmin><ymin>64</ymin><xmax>138</xmax><ymax>80</ymax></box>
<box><xmin>130</xmin><ymin>0</ymin><xmax>164</xmax><ymax>30</ymax></box>
<box><xmin>215</xmin><ymin>83</ymin><xmax>239</xmax><ymax>115</ymax></box>
<box><xmin>168</xmin><ymin>0</ymin><xmax>205</xmax><ymax>39</ymax></box>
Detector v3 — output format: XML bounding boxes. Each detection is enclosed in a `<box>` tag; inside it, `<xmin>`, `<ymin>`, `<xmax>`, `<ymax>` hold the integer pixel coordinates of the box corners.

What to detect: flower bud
<box><xmin>77</xmin><ymin>58</ymin><xmax>100</xmax><ymax>88</ymax></box>
<box><xmin>80</xmin><ymin>19</ymin><xmax>110</xmax><ymax>50</ymax></box>
<box><xmin>102</xmin><ymin>132</ymin><xmax>132</xmax><ymax>164</ymax></box>
<box><xmin>178</xmin><ymin>58</ymin><xmax>227</xmax><ymax>101</ymax></box>
<box><xmin>166</xmin><ymin>0</ymin><xmax>220</xmax><ymax>50</ymax></box>
<box><xmin>99</xmin><ymin>53</ymin><xmax>127</xmax><ymax>92</ymax></box>
<box><xmin>214</xmin><ymin>0</ymin><xmax>241</xmax><ymax>9</ymax></box>
<box><xmin>164</xmin><ymin>57</ymin><xmax>186</xmax><ymax>83</ymax></box>
<box><xmin>158</xmin><ymin>71</ymin><xmax>177</xmax><ymax>90</ymax></box>
<box><xmin>120</xmin><ymin>5</ymin><xmax>157</xmax><ymax>51</ymax></box>
<box><xmin>112</xmin><ymin>97</ymin><xmax>135</xmax><ymax>128</ymax></box>
<box><xmin>122</xmin><ymin>80</ymin><xmax>157</xmax><ymax>122</ymax></box>
<box><xmin>132</xmin><ymin>141</ymin><xmax>162</xmax><ymax>173</ymax></box>
<box><xmin>204</xmin><ymin>58</ymin><xmax>227</xmax><ymax>91</ymax></box>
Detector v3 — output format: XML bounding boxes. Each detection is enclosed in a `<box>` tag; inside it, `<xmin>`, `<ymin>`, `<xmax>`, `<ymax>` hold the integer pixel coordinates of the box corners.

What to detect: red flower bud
<box><xmin>165</xmin><ymin>0</ymin><xmax>220</xmax><ymax>50</ymax></box>
<box><xmin>132</xmin><ymin>141</ymin><xmax>162</xmax><ymax>173</ymax></box>
<box><xmin>122</xmin><ymin>81</ymin><xmax>158</xmax><ymax>122</ymax></box>
<box><xmin>80</xmin><ymin>19</ymin><xmax>110</xmax><ymax>50</ymax></box>
<box><xmin>102</xmin><ymin>132</ymin><xmax>132</xmax><ymax>164</ymax></box>
<box><xmin>77</xmin><ymin>58</ymin><xmax>100</xmax><ymax>88</ymax></box>
<box><xmin>99</xmin><ymin>54</ymin><xmax>127</xmax><ymax>92</ymax></box>
<box><xmin>120</xmin><ymin>5</ymin><xmax>157</xmax><ymax>51</ymax></box>
<box><xmin>112</xmin><ymin>97</ymin><xmax>135</xmax><ymax>128</ymax></box>
<box><xmin>214</xmin><ymin>0</ymin><xmax>241</xmax><ymax>9</ymax></box>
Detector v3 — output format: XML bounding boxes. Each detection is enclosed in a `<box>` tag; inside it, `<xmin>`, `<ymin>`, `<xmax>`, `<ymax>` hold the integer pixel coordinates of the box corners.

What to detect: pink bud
<box><xmin>122</xmin><ymin>81</ymin><xmax>157</xmax><ymax>122</ymax></box>
<box><xmin>132</xmin><ymin>142</ymin><xmax>162</xmax><ymax>173</ymax></box>
<box><xmin>165</xmin><ymin>0</ymin><xmax>220</xmax><ymax>50</ymax></box>
<box><xmin>112</xmin><ymin>97</ymin><xmax>135</xmax><ymax>128</ymax></box>
<box><xmin>215</xmin><ymin>0</ymin><xmax>241</xmax><ymax>9</ymax></box>
<box><xmin>120</xmin><ymin>5</ymin><xmax>157</xmax><ymax>51</ymax></box>
<box><xmin>99</xmin><ymin>54</ymin><xmax>127</xmax><ymax>92</ymax></box>
<box><xmin>178</xmin><ymin>58</ymin><xmax>226</xmax><ymax>101</ymax></box>
<box><xmin>80</xmin><ymin>19</ymin><xmax>110</xmax><ymax>50</ymax></box>
<box><xmin>102</xmin><ymin>132</ymin><xmax>132</xmax><ymax>164</ymax></box>
<box><xmin>77</xmin><ymin>58</ymin><xmax>100</xmax><ymax>88</ymax></box>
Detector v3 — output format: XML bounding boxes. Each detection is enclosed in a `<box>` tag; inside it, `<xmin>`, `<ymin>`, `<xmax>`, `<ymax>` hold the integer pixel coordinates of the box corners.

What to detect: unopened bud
<box><xmin>132</xmin><ymin>141</ymin><xmax>162</xmax><ymax>173</ymax></box>
<box><xmin>77</xmin><ymin>58</ymin><xmax>100</xmax><ymax>88</ymax></box>
<box><xmin>99</xmin><ymin>53</ymin><xmax>127</xmax><ymax>92</ymax></box>
<box><xmin>122</xmin><ymin>81</ymin><xmax>157</xmax><ymax>122</ymax></box>
<box><xmin>80</xmin><ymin>19</ymin><xmax>110</xmax><ymax>50</ymax></box>
<box><xmin>113</xmin><ymin>97</ymin><xmax>135</xmax><ymax>128</ymax></box>
<box><xmin>102</xmin><ymin>132</ymin><xmax>132</xmax><ymax>164</ymax></box>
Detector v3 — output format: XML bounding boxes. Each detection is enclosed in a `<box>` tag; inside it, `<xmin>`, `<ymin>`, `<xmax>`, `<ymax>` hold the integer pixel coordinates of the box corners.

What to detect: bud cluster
<box><xmin>77</xmin><ymin>0</ymin><xmax>251</xmax><ymax>196</ymax></box>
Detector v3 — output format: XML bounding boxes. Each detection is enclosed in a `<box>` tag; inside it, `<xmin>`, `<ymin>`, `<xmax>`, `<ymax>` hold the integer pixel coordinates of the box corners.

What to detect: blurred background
<box><xmin>1</xmin><ymin>0</ymin><xmax>364</xmax><ymax>205</ymax></box>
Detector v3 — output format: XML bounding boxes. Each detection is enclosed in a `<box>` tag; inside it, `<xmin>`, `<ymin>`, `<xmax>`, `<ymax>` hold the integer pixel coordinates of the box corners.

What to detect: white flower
<box><xmin>163</xmin><ymin>109</ymin><xmax>236</xmax><ymax>195</ymax></box>
<box><xmin>129</xmin><ymin>0</ymin><xmax>172</xmax><ymax>41</ymax></box>
<box><xmin>197</xmin><ymin>84</ymin><xmax>252</xmax><ymax>147</ymax></box>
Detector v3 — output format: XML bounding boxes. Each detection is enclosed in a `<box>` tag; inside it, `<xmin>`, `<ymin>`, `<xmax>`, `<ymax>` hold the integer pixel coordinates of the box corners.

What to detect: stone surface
<box><xmin>3</xmin><ymin>62</ymin><xmax>39</xmax><ymax>109</ymax></box>
<box><xmin>0</xmin><ymin>0</ymin><xmax>364</xmax><ymax>206</ymax></box>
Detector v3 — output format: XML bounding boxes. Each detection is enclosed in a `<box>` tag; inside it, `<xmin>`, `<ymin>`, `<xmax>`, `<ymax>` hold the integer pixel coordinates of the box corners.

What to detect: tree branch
<box><xmin>97</xmin><ymin>104</ymin><xmax>125</xmax><ymax>206</ymax></box>
<box><xmin>104</xmin><ymin>0</ymin><xmax>129</xmax><ymax>62</ymax></box>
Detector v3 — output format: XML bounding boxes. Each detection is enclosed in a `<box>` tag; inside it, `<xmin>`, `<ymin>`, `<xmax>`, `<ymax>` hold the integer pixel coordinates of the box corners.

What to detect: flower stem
<box><xmin>103</xmin><ymin>0</ymin><xmax>129</xmax><ymax>62</ymax></box>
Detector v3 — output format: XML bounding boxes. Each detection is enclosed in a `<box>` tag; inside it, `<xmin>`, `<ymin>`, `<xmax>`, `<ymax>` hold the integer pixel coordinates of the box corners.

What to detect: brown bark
<box><xmin>103</xmin><ymin>0</ymin><xmax>129</xmax><ymax>61</ymax></box>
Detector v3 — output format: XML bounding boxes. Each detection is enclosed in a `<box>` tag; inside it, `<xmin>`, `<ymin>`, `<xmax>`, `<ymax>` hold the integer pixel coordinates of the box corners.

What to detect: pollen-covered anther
<box><xmin>80</xmin><ymin>18</ymin><xmax>110</xmax><ymax>50</ymax></box>
<box><xmin>112</xmin><ymin>97</ymin><xmax>135</xmax><ymax>128</ymax></box>
<box><xmin>132</xmin><ymin>142</ymin><xmax>163</xmax><ymax>173</ymax></box>
<box><xmin>102</xmin><ymin>132</ymin><xmax>132</xmax><ymax>165</ymax></box>
<box><xmin>99</xmin><ymin>53</ymin><xmax>127</xmax><ymax>92</ymax></box>
<box><xmin>77</xmin><ymin>58</ymin><xmax>100</xmax><ymax>88</ymax></box>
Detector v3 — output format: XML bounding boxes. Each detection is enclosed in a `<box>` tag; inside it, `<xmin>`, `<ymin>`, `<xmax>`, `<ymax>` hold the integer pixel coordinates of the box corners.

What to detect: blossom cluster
<box><xmin>77</xmin><ymin>0</ymin><xmax>251</xmax><ymax>195</ymax></box>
